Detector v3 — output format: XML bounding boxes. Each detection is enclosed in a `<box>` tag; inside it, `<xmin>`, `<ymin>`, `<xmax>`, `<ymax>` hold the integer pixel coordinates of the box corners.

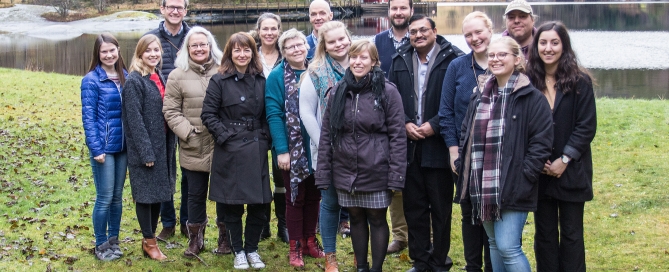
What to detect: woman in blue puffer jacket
<box><xmin>81</xmin><ymin>33</ymin><xmax>128</xmax><ymax>262</ymax></box>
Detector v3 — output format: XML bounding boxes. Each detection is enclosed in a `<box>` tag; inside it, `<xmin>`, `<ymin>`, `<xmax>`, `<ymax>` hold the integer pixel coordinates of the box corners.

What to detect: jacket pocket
<box><xmin>560</xmin><ymin>159</ymin><xmax>588</xmax><ymax>190</ymax></box>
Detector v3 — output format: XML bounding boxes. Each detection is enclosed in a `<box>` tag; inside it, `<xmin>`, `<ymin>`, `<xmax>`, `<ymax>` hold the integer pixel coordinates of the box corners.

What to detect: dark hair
<box><xmin>408</xmin><ymin>14</ymin><xmax>435</xmax><ymax>29</ymax></box>
<box><xmin>219</xmin><ymin>32</ymin><xmax>263</xmax><ymax>75</ymax></box>
<box><xmin>526</xmin><ymin>21</ymin><xmax>592</xmax><ymax>94</ymax></box>
<box><xmin>389</xmin><ymin>0</ymin><xmax>413</xmax><ymax>10</ymax></box>
<box><xmin>89</xmin><ymin>33</ymin><xmax>126</xmax><ymax>86</ymax></box>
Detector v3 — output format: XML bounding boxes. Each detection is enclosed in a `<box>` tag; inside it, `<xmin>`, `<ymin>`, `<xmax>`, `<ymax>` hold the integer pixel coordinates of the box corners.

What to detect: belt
<box><xmin>223</xmin><ymin>119</ymin><xmax>263</xmax><ymax>131</ymax></box>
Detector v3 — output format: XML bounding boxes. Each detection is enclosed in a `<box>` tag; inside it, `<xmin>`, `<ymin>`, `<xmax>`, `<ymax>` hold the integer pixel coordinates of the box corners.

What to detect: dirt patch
<box><xmin>41</xmin><ymin>11</ymin><xmax>96</xmax><ymax>22</ymax></box>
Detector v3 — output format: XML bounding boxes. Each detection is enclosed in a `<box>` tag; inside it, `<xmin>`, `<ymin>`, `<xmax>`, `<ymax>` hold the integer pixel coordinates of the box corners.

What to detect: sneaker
<box><xmin>233</xmin><ymin>250</ymin><xmax>249</xmax><ymax>270</ymax></box>
<box><xmin>108</xmin><ymin>236</ymin><xmax>123</xmax><ymax>257</ymax></box>
<box><xmin>95</xmin><ymin>242</ymin><xmax>119</xmax><ymax>261</ymax></box>
<box><xmin>246</xmin><ymin>251</ymin><xmax>266</xmax><ymax>269</ymax></box>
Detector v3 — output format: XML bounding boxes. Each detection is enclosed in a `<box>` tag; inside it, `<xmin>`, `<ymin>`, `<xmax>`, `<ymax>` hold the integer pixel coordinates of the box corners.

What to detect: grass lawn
<box><xmin>0</xmin><ymin>68</ymin><xmax>668</xmax><ymax>271</ymax></box>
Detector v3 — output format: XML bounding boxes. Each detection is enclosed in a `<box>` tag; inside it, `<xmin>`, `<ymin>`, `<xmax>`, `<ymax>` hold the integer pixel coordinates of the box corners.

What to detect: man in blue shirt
<box><xmin>306</xmin><ymin>0</ymin><xmax>333</xmax><ymax>60</ymax></box>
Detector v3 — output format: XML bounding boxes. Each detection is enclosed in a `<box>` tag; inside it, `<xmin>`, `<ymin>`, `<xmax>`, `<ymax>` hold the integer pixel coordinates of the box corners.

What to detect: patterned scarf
<box><xmin>468</xmin><ymin>72</ymin><xmax>518</xmax><ymax>224</ymax></box>
<box><xmin>309</xmin><ymin>54</ymin><xmax>346</xmax><ymax>116</ymax></box>
<box><xmin>284</xmin><ymin>60</ymin><xmax>310</xmax><ymax>203</ymax></box>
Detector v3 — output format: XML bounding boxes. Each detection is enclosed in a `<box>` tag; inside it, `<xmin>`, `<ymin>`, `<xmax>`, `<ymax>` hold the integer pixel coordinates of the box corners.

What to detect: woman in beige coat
<box><xmin>162</xmin><ymin>26</ymin><xmax>225</xmax><ymax>258</ymax></box>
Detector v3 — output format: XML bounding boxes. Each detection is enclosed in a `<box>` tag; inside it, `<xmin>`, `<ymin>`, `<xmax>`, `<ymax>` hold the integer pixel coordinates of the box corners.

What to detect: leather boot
<box><xmin>356</xmin><ymin>263</ymin><xmax>370</xmax><ymax>272</ymax></box>
<box><xmin>180</xmin><ymin>224</ymin><xmax>188</xmax><ymax>238</ymax></box>
<box><xmin>156</xmin><ymin>226</ymin><xmax>175</xmax><ymax>242</ymax></box>
<box><xmin>260</xmin><ymin>203</ymin><xmax>271</xmax><ymax>240</ymax></box>
<box><xmin>303</xmin><ymin>236</ymin><xmax>325</xmax><ymax>258</ymax></box>
<box><xmin>184</xmin><ymin>220</ymin><xmax>206</xmax><ymax>257</ymax></box>
<box><xmin>213</xmin><ymin>220</ymin><xmax>231</xmax><ymax>255</ymax></box>
<box><xmin>325</xmin><ymin>252</ymin><xmax>339</xmax><ymax>272</ymax></box>
<box><xmin>142</xmin><ymin>238</ymin><xmax>167</xmax><ymax>260</ymax></box>
<box><xmin>289</xmin><ymin>240</ymin><xmax>304</xmax><ymax>267</ymax></box>
<box><xmin>274</xmin><ymin>192</ymin><xmax>289</xmax><ymax>243</ymax></box>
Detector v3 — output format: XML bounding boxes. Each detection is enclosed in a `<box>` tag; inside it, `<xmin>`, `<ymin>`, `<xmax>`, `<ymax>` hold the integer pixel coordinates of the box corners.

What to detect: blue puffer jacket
<box><xmin>81</xmin><ymin>65</ymin><xmax>127</xmax><ymax>157</ymax></box>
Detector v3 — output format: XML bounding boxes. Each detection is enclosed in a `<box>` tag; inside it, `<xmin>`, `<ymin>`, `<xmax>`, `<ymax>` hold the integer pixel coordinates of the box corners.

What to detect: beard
<box><xmin>391</xmin><ymin>17</ymin><xmax>409</xmax><ymax>30</ymax></box>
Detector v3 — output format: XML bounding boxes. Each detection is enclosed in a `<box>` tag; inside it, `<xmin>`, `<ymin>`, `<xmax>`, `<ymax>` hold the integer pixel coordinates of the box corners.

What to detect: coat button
<box><xmin>254</xmin><ymin>137</ymin><xmax>258</xmax><ymax>141</ymax></box>
<box><xmin>241</xmin><ymin>96</ymin><xmax>246</xmax><ymax>102</ymax></box>
<box><xmin>243</xmin><ymin>137</ymin><xmax>248</xmax><ymax>142</ymax></box>
<box><xmin>512</xmin><ymin>115</ymin><xmax>517</xmax><ymax>120</ymax></box>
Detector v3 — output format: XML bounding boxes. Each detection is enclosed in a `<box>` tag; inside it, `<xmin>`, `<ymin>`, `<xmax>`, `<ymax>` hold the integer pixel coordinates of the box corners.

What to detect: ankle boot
<box><xmin>289</xmin><ymin>240</ymin><xmax>304</xmax><ymax>267</ymax></box>
<box><xmin>213</xmin><ymin>220</ymin><xmax>231</xmax><ymax>255</ymax></box>
<box><xmin>274</xmin><ymin>192</ymin><xmax>289</xmax><ymax>243</ymax></box>
<box><xmin>260</xmin><ymin>202</ymin><xmax>272</xmax><ymax>240</ymax></box>
<box><xmin>303</xmin><ymin>236</ymin><xmax>325</xmax><ymax>258</ymax></box>
<box><xmin>156</xmin><ymin>226</ymin><xmax>175</xmax><ymax>242</ymax></box>
<box><xmin>142</xmin><ymin>238</ymin><xmax>167</xmax><ymax>260</ymax></box>
<box><xmin>356</xmin><ymin>263</ymin><xmax>370</xmax><ymax>272</ymax></box>
<box><xmin>184</xmin><ymin>220</ymin><xmax>206</xmax><ymax>257</ymax></box>
<box><xmin>325</xmin><ymin>252</ymin><xmax>339</xmax><ymax>272</ymax></box>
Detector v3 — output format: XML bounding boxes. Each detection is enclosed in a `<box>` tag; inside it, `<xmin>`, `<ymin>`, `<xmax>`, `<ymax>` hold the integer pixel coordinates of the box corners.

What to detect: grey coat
<box><xmin>122</xmin><ymin>70</ymin><xmax>177</xmax><ymax>204</ymax></box>
<box><xmin>201</xmin><ymin>72</ymin><xmax>271</xmax><ymax>205</ymax></box>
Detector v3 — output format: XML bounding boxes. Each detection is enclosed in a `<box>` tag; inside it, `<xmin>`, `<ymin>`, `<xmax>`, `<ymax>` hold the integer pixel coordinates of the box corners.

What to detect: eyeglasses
<box><xmin>487</xmin><ymin>52</ymin><xmax>516</xmax><ymax>60</ymax></box>
<box><xmin>188</xmin><ymin>43</ymin><xmax>209</xmax><ymax>49</ymax></box>
<box><xmin>409</xmin><ymin>27</ymin><xmax>433</xmax><ymax>36</ymax></box>
<box><xmin>284</xmin><ymin>43</ymin><xmax>306</xmax><ymax>53</ymax></box>
<box><xmin>164</xmin><ymin>5</ymin><xmax>186</xmax><ymax>13</ymax></box>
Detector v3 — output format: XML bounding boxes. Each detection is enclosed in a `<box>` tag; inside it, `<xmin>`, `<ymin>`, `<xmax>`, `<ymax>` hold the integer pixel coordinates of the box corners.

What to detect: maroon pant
<box><xmin>283</xmin><ymin>171</ymin><xmax>321</xmax><ymax>240</ymax></box>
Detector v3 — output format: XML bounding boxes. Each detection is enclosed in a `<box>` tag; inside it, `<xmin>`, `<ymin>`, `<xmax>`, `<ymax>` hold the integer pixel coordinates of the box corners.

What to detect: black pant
<box><xmin>534</xmin><ymin>198</ymin><xmax>586</xmax><ymax>272</ymax></box>
<box><xmin>403</xmin><ymin>146</ymin><xmax>454</xmax><ymax>271</ymax></box>
<box><xmin>184</xmin><ymin>169</ymin><xmax>210</xmax><ymax>224</ymax></box>
<box><xmin>136</xmin><ymin>202</ymin><xmax>161</xmax><ymax>238</ymax></box>
<box><xmin>460</xmin><ymin>200</ymin><xmax>493</xmax><ymax>272</ymax></box>
<box><xmin>218</xmin><ymin>203</ymin><xmax>266</xmax><ymax>253</ymax></box>
<box><xmin>264</xmin><ymin>163</ymin><xmax>286</xmax><ymax>230</ymax></box>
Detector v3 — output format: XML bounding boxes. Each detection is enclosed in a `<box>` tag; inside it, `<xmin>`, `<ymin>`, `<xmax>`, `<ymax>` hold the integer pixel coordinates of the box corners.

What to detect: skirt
<box><xmin>336</xmin><ymin>189</ymin><xmax>392</xmax><ymax>209</ymax></box>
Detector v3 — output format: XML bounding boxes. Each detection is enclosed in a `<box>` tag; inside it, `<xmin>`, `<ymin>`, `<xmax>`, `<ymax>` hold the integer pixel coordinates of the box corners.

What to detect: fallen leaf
<box><xmin>399</xmin><ymin>253</ymin><xmax>410</xmax><ymax>261</ymax></box>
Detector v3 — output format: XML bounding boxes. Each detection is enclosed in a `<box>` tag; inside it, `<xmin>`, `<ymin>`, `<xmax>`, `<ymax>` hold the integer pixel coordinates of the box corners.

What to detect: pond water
<box><xmin>0</xmin><ymin>2</ymin><xmax>668</xmax><ymax>99</ymax></box>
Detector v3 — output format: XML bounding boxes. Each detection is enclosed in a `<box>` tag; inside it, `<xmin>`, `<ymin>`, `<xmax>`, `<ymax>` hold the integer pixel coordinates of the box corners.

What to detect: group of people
<box><xmin>81</xmin><ymin>0</ymin><xmax>597</xmax><ymax>271</ymax></box>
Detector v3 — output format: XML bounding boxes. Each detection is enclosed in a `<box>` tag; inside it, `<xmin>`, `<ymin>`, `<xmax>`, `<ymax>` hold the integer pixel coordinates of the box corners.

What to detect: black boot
<box><xmin>357</xmin><ymin>263</ymin><xmax>370</xmax><ymax>272</ymax></box>
<box><xmin>274</xmin><ymin>192</ymin><xmax>289</xmax><ymax>243</ymax></box>
<box><xmin>260</xmin><ymin>202</ymin><xmax>271</xmax><ymax>240</ymax></box>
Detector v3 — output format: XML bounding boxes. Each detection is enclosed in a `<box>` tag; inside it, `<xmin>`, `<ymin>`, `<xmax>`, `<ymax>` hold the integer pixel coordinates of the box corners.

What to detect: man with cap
<box><xmin>503</xmin><ymin>0</ymin><xmax>536</xmax><ymax>58</ymax></box>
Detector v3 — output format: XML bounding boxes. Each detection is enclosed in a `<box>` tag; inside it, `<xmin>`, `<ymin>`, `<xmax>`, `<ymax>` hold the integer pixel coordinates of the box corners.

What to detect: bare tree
<box><xmin>95</xmin><ymin>0</ymin><xmax>107</xmax><ymax>13</ymax></box>
<box><xmin>52</xmin><ymin>0</ymin><xmax>73</xmax><ymax>18</ymax></box>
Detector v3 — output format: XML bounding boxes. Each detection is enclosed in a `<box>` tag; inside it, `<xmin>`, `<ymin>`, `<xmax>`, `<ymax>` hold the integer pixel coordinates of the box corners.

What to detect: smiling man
<box><xmin>388</xmin><ymin>14</ymin><xmax>463</xmax><ymax>272</ymax></box>
<box><xmin>306</xmin><ymin>0</ymin><xmax>333</xmax><ymax>60</ymax></box>
<box><xmin>145</xmin><ymin>0</ymin><xmax>192</xmax><ymax>242</ymax></box>
<box><xmin>503</xmin><ymin>0</ymin><xmax>536</xmax><ymax>58</ymax></box>
<box><xmin>374</xmin><ymin>0</ymin><xmax>413</xmax><ymax>76</ymax></box>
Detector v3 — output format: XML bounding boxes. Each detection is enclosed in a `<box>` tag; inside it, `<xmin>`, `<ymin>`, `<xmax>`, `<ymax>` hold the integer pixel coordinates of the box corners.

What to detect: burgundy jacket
<box><xmin>315</xmin><ymin>80</ymin><xmax>407</xmax><ymax>193</ymax></box>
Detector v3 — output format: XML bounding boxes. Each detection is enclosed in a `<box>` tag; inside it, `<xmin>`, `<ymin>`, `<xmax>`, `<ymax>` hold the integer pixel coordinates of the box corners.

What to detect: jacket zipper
<box><xmin>117</xmin><ymin>81</ymin><xmax>124</xmax><ymax>152</ymax></box>
<box><xmin>351</xmin><ymin>93</ymin><xmax>360</xmax><ymax>195</ymax></box>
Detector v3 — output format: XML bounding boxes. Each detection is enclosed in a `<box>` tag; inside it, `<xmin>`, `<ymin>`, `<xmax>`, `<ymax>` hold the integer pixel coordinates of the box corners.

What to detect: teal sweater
<box><xmin>265</xmin><ymin>61</ymin><xmax>313</xmax><ymax>171</ymax></box>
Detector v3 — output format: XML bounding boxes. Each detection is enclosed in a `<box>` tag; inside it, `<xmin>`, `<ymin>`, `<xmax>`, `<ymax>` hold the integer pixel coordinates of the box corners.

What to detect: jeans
<box><xmin>320</xmin><ymin>180</ymin><xmax>341</xmax><ymax>253</ymax></box>
<box><xmin>160</xmin><ymin>168</ymin><xmax>189</xmax><ymax>227</ymax></box>
<box><xmin>482</xmin><ymin>210</ymin><xmax>531</xmax><ymax>272</ymax></box>
<box><xmin>90</xmin><ymin>152</ymin><xmax>127</xmax><ymax>246</ymax></box>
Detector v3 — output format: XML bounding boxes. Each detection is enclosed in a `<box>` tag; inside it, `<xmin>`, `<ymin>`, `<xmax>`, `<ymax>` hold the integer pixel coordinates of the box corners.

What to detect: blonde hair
<box><xmin>174</xmin><ymin>26</ymin><xmax>223</xmax><ymax>72</ymax></box>
<box><xmin>278</xmin><ymin>28</ymin><xmax>309</xmax><ymax>56</ymax></box>
<box><xmin>348</xmin><ymin>40</ymin><xmax>380</xmax><ymax>67</ymax></box>
<box><xmin>489</xmin><ymin>37</ymin><xmax>526</xmax><ymax>73</ymax></box>
<box><xmin>309</xmin><ymin>21</ymin><xmax>351</xmax><ymax>69</ymax></box>
<box><xmin>129</xmin><ymin>34</ymin><xmax>162</xmax><ymax>76</ymax></box>
<box><xmin>462</xmin><ymin>11</ymin><xmax>494</xmax><ymax>33</ymax></box>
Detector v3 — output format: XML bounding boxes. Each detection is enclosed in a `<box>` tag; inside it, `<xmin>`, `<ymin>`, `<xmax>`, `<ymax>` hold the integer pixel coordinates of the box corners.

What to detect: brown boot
<box><xmin>184</xmin><ymin>220</ymin><xmax>207</xmax><ymax>258</ymax></box>
<box><xmin>303</xmin><ymin>236</ymin><xmax>325</xmax><ymax>258</ymax></box>
<box><xmin>213</xmin><ymin>220</ymin><xmax>231</xmax><ymax>255</ymax></box>
<box><xmin>386</xmin><ymin>240</ymin><xmax>407</xmax><ymax>254</ymax></box>
<box><xmin>156</xmin><ymin>226</ymin><xmax>175</xmax><ymax>242</ymax></box>
<box><xmin>180</xmin><ymin>224</ymin><xmax>188</xmax><ymax>238</ymax></box>
<box><xmin>142</xmin><ymin>238</ymin><xmax>167</xmax><ymax>260</ymax></box>
<box><xmin>325</xmin><ymin>252</ymin><xmax>339</xmax><ymax>272</ymax></box>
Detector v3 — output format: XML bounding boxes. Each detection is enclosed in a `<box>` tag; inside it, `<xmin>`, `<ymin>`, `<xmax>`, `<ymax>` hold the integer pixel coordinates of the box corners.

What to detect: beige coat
<box><xmin>163</xmin><ymin>59</ymin><xmax>219</xmax><ymax>173</ymax></box>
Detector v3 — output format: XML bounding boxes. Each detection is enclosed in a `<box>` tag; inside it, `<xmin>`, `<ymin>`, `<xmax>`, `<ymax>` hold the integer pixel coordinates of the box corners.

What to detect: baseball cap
<box><xmin>505</xmin><ymin>0</ymin><xmax>533</xmax><ymax>15</ymax></box>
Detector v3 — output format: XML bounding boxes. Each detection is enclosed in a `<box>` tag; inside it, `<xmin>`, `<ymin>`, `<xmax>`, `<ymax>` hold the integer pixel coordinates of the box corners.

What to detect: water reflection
<box><xmin>0</xmin><ymin>3</ymin><xmax>668</xmax><ymax>99</ymax></box>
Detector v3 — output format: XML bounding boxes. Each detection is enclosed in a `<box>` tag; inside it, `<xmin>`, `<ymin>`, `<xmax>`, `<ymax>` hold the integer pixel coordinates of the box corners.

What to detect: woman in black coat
<box><xmin>201</xmin><ymin>32</ymin><xmax>271</xmax><ymax>270</ymax></box>
<box><xmin>122</xmin><ymin>34</ymin><xmax>177</xmax><ymax>261</ymax></box>
<box><xmin>526</xmin><ymin>21</ymin><xmax>597</xmax><ymax>272</ymax></box>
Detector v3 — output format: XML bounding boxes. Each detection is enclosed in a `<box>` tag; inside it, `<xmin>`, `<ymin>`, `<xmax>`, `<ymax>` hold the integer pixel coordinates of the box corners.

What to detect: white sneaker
<box><xmin>234</xmin><ymin>250</ymin><xmax>249</xmax><ymax>269</ymax></box>
<box><xmin>246</xmin><ymin>251</ymin><xmax>265</xmax><ymax>269</ymax></box>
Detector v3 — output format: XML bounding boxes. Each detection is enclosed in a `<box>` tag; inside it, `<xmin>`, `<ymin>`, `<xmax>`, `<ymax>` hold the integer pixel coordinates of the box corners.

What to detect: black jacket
<box><xmin>538</xmin><ymin>74</ymin><xmax>597</xmax><ymax>202</ymax></box>
<box><xmin>457</xmin><ymin>74</ymin><xmax>553</xmax><ymax>212</ymax></box>
<box><xmin>388</xmin><ymin>35</ymin><xmax>464</xmax><ymax>168</ymax></box>
<box><xmin>315</xmin><ymin>80</ymin><xmax>407</xmax><ymax>193</ymax></box>
<box><xmin>201</xmin><ymin>72</ymin><xmax>272</xmax><ymax>205</ymax></box>
<box><xmin>145</xmin><ymin>21</ymin><xmax>191</xmax><ymax>78</ymax></box>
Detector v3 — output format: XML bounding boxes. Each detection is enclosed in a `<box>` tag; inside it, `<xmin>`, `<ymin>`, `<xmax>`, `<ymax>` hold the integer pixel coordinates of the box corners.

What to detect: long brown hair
<box><xmin>89</xmin><ymin>33</ymin><xmax>126</xmax><ymax>85</ymax></box>
<box><xmin>219</xmin><ymin>32</ymin><xmax>263</xmax><ymax>75</ymax></box>
<box><xmin>129</xmin><ymin>34</ymin><xmax>163</xmax><ymax>76</ymax></box>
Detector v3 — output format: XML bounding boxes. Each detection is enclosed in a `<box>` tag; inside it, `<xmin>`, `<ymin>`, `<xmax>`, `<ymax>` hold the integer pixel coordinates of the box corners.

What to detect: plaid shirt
<box><xmin>389</xmin><ymin>27</ymin><xmax>410</xmax><ymax>49</ymax></box>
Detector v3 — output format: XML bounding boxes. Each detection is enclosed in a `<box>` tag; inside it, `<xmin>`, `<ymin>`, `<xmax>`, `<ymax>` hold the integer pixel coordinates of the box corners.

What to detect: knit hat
<box><xmin>505</xmin><ymin>0</ymin><xmax>533</xmax><ymax>15</ymax></box>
